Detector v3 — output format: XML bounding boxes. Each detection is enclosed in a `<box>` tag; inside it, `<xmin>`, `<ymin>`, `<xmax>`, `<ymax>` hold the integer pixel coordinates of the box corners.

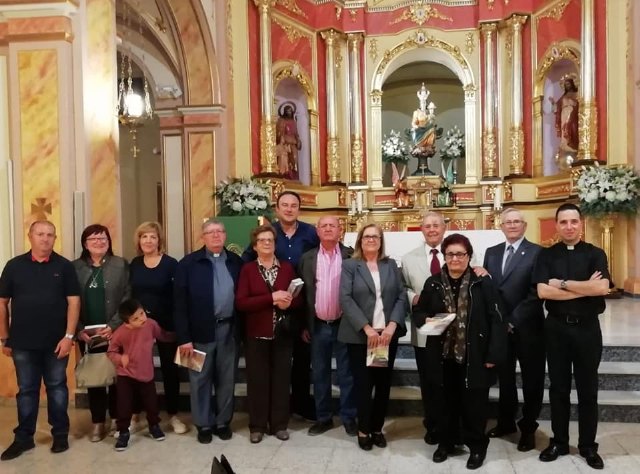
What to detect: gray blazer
<box><xmin>298</xmin><ymin>243</ymin><xmax>353</xmax><ymax>331</ymax></box>
<box><xmin>338</xmin><ymin>257</ymin><xmax>407</xmax><ymax>345</ymax></box>
<box><xmin>73</xmin><ymin>255</ymin><xmax>131</xmax><ymax>331</ymax></box>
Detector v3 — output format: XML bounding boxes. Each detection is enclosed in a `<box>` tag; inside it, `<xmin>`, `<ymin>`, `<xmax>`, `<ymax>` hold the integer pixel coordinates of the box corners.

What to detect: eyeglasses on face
<box><xmin>256</xmin><ymin>238</ymin><xmax>274</xmax><ymax>244</ymax></box>
<box><xmin>502</xmin><ymin>220</ymin><xmax>524</xmax><ymax>226</ymax></box>
<box><xmin>203</xmin><ymin>229</ymin><xmax>225</xmax><ymax>235</ymax></box>
<box><xmin>362</xmin><ymin>235</ymin><xmax>381</xmax><ymax>241</ymax></box>
<box><xmin>444</xmin><ymin>252</ymin><xmax>468</xmax><ymax>259</ymax></box>
<box><xmin>86</xmin><ymin>237</ymin><xmax>108</xmax><ymax>243</ymax></box>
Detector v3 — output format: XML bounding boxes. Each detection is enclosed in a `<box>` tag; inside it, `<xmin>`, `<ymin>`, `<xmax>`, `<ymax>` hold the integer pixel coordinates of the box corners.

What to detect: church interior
<box><xmin>1</xmin><ymin>0</ymin><xmax>640</xmax><ymax>471</ymax></box>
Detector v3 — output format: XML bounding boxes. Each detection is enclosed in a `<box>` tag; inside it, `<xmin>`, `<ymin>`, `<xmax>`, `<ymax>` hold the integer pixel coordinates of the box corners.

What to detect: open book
<box><xmin>366</xmin><ymin>344</ymin><xmax>389</xmax><ymax>368</ymax></box>
<box><xmin>174</xmin><ymin>348</ymin><xmax>207</xmax><ymax>373</ymax></box>
<box><xmin>84</xmin><ymin>324</ymin><xmax>109</xmax><ymax>349</ymax></box>
<box><xmin>287</xmin><ymin>278</ymin><xmax>304</xmax><ymax>298</ymax></box>
<box><xmin>417</xmin><ymin>313</ymin><xmax>457</xmax><ymax>336</ymax></box>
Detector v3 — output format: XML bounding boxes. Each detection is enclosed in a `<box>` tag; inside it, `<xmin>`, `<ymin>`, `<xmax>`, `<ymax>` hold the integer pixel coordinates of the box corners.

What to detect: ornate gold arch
<box><xmin>532</xmin><ymin>41</ymin><xmax>581</xmax><ymax>176</ymax></box>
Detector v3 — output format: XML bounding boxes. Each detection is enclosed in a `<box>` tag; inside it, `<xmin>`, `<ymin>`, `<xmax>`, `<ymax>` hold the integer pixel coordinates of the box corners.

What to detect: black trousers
<box><xmin>347</xmin><ymin>340</ymin><xmax>398</xmax><ymax>435</ymax></box>
<box><xmin>116</xmin><ymin>376</ymin><xmax>160</xmax><ymax>432</ymax></box>
<box><xmin>80</xmin><ymin>343</ymin><xmax>118</xmax><ymax>423</ymax></box>
<box><xmin>290</xmin><ymin>334</ymin><xmax>315</xmax><ymax>418</ymax></box>
<box><xmin>495</xmin><ymin>323</ymin><xmax>546</xmax><ymax>433</ymax></box>
<box><xmin>245</xmin><ymin>336</ymin><xmax>292</xmax><ymax>434</ymax></box>
<box><xmin>156</xmin><ymin>341</ymin><xmax>181</xmax><ymax>415</ymax></box>
<box><xmin>436</xmin><ymin>360</ymin><xmax>490</xmax><ymax>454</ymax></box>
<box><xmin>545</xmin><ymin>315</ymin><xmax>602</xmax><ymax>452</ymax></box>
<box><xmin>414</xmin><ymin>345</ymin><xmax>439</xmax><ymax>435</ymax></box>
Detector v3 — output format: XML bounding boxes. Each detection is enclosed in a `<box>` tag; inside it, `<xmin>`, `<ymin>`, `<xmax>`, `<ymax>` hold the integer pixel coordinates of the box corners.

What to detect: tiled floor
<box><xmin>1</xmin><ymin>298</ymin><xmax>639</xmax><ymax>473</ymax></box>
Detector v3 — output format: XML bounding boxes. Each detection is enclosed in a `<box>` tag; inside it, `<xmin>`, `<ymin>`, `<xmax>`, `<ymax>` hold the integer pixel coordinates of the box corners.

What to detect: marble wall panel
<box><xmin>188</xmin><ymin>131</ymin><xmax>214</xmax><ymax>249</ymax></box>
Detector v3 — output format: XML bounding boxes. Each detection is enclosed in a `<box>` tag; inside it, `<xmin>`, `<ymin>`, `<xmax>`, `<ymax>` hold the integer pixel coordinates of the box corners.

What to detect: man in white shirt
<box><xmin>401</xmin><ymin>211</ymin><xmax>446</xmax><ymax>445</ymax></box>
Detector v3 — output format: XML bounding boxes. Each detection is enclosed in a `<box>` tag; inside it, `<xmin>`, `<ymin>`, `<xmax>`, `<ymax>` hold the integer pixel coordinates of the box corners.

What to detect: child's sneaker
<box><xmin>149</xmin><ymin>424</ymin><xmax>166</xmax><ymax>441</ymax></box>
<box><xmin>115</xmin><ymin>431</ymin><xmax>130</xmax><ymax>451</ymax></box>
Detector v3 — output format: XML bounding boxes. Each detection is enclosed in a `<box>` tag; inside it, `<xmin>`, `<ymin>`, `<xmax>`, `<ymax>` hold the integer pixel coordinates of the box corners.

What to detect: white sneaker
<box><xmin>170</xmin><ymin>416</ymin><xmax>188</xmax><ymax>434</ymax></box>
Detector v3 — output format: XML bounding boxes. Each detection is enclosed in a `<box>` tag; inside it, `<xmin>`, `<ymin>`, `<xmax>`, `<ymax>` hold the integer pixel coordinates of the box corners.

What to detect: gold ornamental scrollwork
<box><xmin>463</xmin><ymin>83</ymin><xmax>476</xmax><ymax>100</ymax></box>
<box><xmin>369</xmin><ymin>38</ymin><xmax>378</xmax><ymax>62</ymax></box>
<box><xmin>260</xmin><ymin>118</ymin><xmax>278</xmax><ymax>174</ymax></box>
<box><xmin>274</xmin><ymin>63</ymin><xmax>313</xmax><ymax>98</ymax></box>
<box><xmin>508</xmin><ymin>126</ymin><xmax>525</xmax><ymax>175</ymax></box>
<box><xmin>275</xmin><ymin>0</ymin><xmax>307</xmax><ymax>18</ymax></box>
<box><xmin>376</xmin><ymin>31</ymin><xmax>469</xmax><ymax>82</ymax></box>
<box><xmin>327</xmin><ymin>137</ymin><xmax>341</xmax><ymax>182</ymax></box>
<box><xmin>465</xmin><ymin>32</ymin><xmax>476</xmax><ymax>55</ymax></box>
<box><xmin>351</xmin><ymin>136</ymin><xmax>364</xmax><ymax>183</ymax></box>
<box><xmin>536</xmin><ymin>0</ymin><xmax>571</xmax><ymax>25</ymax></box>
<box><xmin>253</xmin><ymin>0</ymin><xmax>276</xmax><ymax>13</ymax></box>
<box><xmin>370</xmin><ymin>89</ymin><xmax>383</xmax><ymax>106</ymax></box>
<box><xmin>577</xmin><ymin>100</ymin><xmax>598</xmax><ymax>161</ymax></box>
<box><xmin>505</xmin><ymin>34</ymin><xmax>513</xmax><ymax>62</ymax></box>
<box><xmin>390</xmin><ymin>2</ymin><xmax>453</xmax><ymax>26</ymax></box>
<box><xmin>536</xmin><ymin>42</ymin><xmax>580</xmax><ymax>84</ymax></box>
<box><xmin>272</xmin><ymin>16</ymin><xmax>306</xmax><ymax>44</ymax></box>
<box><xmin>482</xmin><ymin>130</ymin><xmax>498</xmax><ymax>178</ymax></box>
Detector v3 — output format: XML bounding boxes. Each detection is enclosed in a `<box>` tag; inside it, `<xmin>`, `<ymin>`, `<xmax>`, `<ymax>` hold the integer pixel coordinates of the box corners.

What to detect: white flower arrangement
<box><xmin>215</xmin><ymin>177</ymin><xmax>273</xmax><ymax>217</ymax></box>
<box><xmin>381</xmin><ymin>130</ymin><xmax>409</xmax><ymax>164</ymax></box>
<box><xmin>439</xmin><ymin>125</ymin><xmax>465</xmax><ymax>161</ymax></box>
<box><xmin>576</xmin><ymin>165</ymin><xmax>640</xmax><ymax>217</ymax></box>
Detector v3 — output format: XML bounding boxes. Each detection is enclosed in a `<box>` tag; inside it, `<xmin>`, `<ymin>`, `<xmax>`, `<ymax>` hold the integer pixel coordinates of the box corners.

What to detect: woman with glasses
<box><xmin>73</xmin><ymin>224</ymin><xmax>131</xmax><ymax>442</ymax></box>
<box><xmin>338</xmin><ymin>223</ymin><xmax>407</xmax><ymax>451</ymax></box>
<box><xmin>412</xmin><ymin>233</ymin><xmax>506</xmax><ymax>470</ymax></box>
<box><xmin>235</xmin><ymin>224</ymin><xmax>303</xmax><ymax>444</ymax></box>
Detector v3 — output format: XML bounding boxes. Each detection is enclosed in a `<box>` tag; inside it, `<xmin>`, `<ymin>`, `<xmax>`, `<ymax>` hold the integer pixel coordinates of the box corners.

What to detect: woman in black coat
<box><xmin>412</xmin><ymin>233</ymin><xmax>506</xmax><ymax>470</ymax></box>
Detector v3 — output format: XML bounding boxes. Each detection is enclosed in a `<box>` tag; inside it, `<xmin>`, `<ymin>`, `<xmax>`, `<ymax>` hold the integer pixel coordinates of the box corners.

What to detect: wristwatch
<box><xmin>64</xmin><ymin>333</ymin><xmax>74</xmax><ymax>340</ymax></box>
<box><xmin>560</xmin><ymin>280</ymin><xmax>567</xmax><ymax>290</ymax></box>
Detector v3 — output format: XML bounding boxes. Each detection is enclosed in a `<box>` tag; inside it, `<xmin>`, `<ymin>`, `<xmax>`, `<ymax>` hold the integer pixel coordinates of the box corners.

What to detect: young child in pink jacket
<box><xmin>107</xmin><ymin>299</ymin><xmax>175</xmax><ymax>451</ymax></box>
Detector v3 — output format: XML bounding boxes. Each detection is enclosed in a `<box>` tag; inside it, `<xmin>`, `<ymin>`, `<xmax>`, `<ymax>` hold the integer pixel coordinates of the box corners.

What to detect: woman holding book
<box><xmin>338</xmin><ymin>223</ymin><xmax>407</xmax><ymax>451</ymax></box>
<box><xmin>412</xmin><ymin>233</ymin><xmax>506</xmax><ymax>470</ymax></box>
<box><xmin>129</xmin><ymin>221</ymin><xmax>187</xmax><ymax>434</ymax></box>
<box><xmin>73</xmin><ymin>224</ymin><xmax>130</xmax><ymax>442</ymax></box>
<box><xmin>235</xmin><ymin>224</ymin><xmax>303</xmax><ymax>444</ymax></box>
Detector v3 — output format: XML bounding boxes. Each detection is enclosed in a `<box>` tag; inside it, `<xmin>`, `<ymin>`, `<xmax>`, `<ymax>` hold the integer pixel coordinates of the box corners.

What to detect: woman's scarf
<box><xmin>441</xmin><ymin>266</ymin><xmax>471</xmax><ymax>364</ymax></box>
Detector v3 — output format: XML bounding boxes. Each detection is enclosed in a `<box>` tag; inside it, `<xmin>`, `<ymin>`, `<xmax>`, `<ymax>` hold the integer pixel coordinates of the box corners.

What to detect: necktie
<box><xmin>430</xmin><ymin>248</ymin><xmax>441</xmax><ymax>276</ymax></box>
<box><xmin>503</xmin><ymin>245</ymin><xmax>514</xmax><ymax>273</ymax></box>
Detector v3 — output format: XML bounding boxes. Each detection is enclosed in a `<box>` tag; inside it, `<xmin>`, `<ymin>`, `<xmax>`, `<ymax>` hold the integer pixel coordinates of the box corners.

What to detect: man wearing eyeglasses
<box><xmin>174</xmin><ymin>219</ymin><xmax>243</xmax><ymax>443</ymax></box>
<box><xmin>298</xmin><ymin>216</ymin><xmax>357</xmax><ymax>437</ymax></box>
<box><xmin>401</xmin><ymin>211</ymin><xmax>446</xmax><ymax>445</ymax></box>
<box><xmin>482</xmin><ymin>208</ymin><xmax>545</xmax><ymax>452</ymax></box>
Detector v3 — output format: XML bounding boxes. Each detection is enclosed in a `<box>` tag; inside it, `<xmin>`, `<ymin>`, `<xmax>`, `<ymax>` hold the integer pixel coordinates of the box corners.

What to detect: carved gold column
<box><xmin>321</xmin><ymin>29</ymin><xmax>341</xmax><ymax>183</ymax></box>
<box><xmin>254</xmin><ymin>0</ymin><xmax>278</xmax><ymax>174</ymax></box>
<box><xmin>347</xmin><ymin>33</ymin><xmax>364</xmax><ymax>184</ymax></box>
<box><xmin>507</xmin><ymin>15</ymin><xmax>526</xmax><ymax>176</ymax></box>
<box><xmin>578</xmin><ymin>0</ymin><xmax>598</xmax><ymax>161</ymax></box>
<box><xmin>481</xmin><ymin>23</ymin><xmax>498</xmax><ymax>179</ymax></box>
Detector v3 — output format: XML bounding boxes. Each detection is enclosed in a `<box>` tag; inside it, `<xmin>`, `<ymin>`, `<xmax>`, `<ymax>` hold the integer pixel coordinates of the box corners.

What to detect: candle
<box><xmin>356</xmin><ymin>192</ymin><xmax>363</xmax><ymax>213</ymax></box>
<box><xmin>351</xmin><ymin>194</ymin><xmax>356</xmax><ymax>214</ymax></box>
<box><xmin>493</xmin><ymin>185</ymin><xmax>502</xmax><ymax>210</ymax></box>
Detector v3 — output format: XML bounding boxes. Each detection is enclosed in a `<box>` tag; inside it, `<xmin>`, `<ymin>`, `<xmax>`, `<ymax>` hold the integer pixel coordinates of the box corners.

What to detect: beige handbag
<box><xmin>75</xmin><ymin>352</ymin><xmax>116</xmax><ymax>388</ymax></box>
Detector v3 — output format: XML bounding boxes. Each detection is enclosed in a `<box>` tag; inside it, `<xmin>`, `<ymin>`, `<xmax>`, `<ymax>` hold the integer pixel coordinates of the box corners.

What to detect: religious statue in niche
<box><xmin>549</xmin><ymin>74</ymin><xmax>579</xmax><ymax>168</ymax></box>
<box><xmin>410</xmin><ymin>83</ymin><xmax>442</xmax><ymax>175</ymax></box>
<box><xmin>276</xmin><ymin>102</ymin><xmax>301</xmax><ymax>180</ymax></box>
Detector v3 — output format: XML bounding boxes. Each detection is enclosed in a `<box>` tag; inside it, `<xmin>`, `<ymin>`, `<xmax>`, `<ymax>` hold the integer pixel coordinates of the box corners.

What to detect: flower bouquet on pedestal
<box><xmin>576</xmin><ymin>165</ymin><xmax>640</xmax><ymax>217</ymax></box>
<box><xmin>439</xmin><ymin>125</ymin><xmax>465</xmax><ymax>184</ymax></box>
<box><xmin>215</xmin><ymin>177</ymin><xmax>273</xmax><ymax>217</ymax></box>
<box><xmin>382</xmin><ymin>130</ymin><xmax>410</xmax><ymax>180</ymax></box>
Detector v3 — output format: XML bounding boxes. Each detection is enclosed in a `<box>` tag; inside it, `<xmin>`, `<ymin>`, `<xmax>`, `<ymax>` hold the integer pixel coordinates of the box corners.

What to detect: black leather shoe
<box><xmin>371</xmin><ymin>432</ymin><xmax>387</xmax><ymax>448</ymax></box>
<box><xmin>466</xmin><ymin>452</ymin><xmax>486</xmax><ymax>470</ymax></box>
<box><xmin>424</xmin><ymin>431</ymin><xmax>439</xmax><ymax>445</ymax></box>
<box><xmin>308</xmin><ymin>419</ymin><xmax>334</xmax><ymax>436</ymax></box>
<box><xmin>432</xmin><ymin>446</ymin><xmax>449</xmax><ymax>463</ymax></box>
<box><xmin>357</xmin><ymin>434</ymin><xmax>373</xmax><ymax>451</ymax></box>
<box><xmin>197</xmin><ymin>428</ymin><xmax>213</xmax><ymax>444</ymax></box>
<box><xmin>343</xmin><ymin>420</ymin><xmax>358</xmax><ymax>437</ymax></box>
<box><xmin>539</xmin><ymin>444</ymin><xmax>569</xmax><ymax>462</ymax></box>
<box><xmin>517</xmin><ymin>432</ymin><xmax>536</xmax><ymax>452</ymax></box>
<box><xmin>580</xmin><ymin>450</ymin><xmax>604</xmax><ymax>470</ymax></box>
<box><xmin>50</xmin><ymin>436</ymin><xmax>69</xmax><ymax>454</ymax></box>
<box><xmin>216</xmin><ymin>425</ymin><xmax>232</xmax><ymax>441</ymax></box>
<box><xmin>487</xmin><ymin>424</ymin><xmax>517</xmax><ymax>438</ymax></box>
<box><xmin>1</xmin><ymin>440</ymin><xmax>35</xmax><ymax>461</ymax></box>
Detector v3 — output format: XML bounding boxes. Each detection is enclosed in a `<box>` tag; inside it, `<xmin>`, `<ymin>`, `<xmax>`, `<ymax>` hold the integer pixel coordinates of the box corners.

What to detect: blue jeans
<box><xmin>189</xmin><ymin>320</ymin><xmax>237</xmax><ymax>430</ymax></box>
<box><xmin>12</xmin><ymin>349</ymin><xmax>69</xmax><ymax>442</ymax></box>
<box><xmin>311</xmin><ymin>319</ymin><xmax>356</xmax><ymax>423</ymax></box>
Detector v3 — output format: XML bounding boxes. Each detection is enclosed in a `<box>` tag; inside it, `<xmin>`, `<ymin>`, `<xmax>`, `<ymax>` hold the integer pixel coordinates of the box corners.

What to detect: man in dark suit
<box><xmin>298</xmin><ymin>216</ymin><xmax>357</xmax><ymax>437</ymax></box>
<box><xmin>483</xmin><ymin>208</ymin><xmax>545</xmax><ymax>452</ymax></box>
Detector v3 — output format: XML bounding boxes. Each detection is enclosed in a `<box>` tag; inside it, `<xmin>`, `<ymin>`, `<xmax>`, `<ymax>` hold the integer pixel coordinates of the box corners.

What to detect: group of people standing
<box><xmin>0</xmin><ymin>196</ymin><xmax>610</xmax><ymax>471</ymax></box>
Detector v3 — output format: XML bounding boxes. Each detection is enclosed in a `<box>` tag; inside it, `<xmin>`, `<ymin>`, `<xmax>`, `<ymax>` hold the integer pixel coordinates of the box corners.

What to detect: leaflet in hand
<box><xmin>417</xmin><ymin>313</ymin><xmax>457</xmax><ymax>336</ymax></box>
<box><xmin>366</xmin><ymin>344</ymin><xmax>389</xmax><ymax>368</ymax></box>
<box><xmin>287</xmin><ymin>278</ymin><xmax>304</xmax><ymax>298</ymax></box>
<box><xmin>84</xmin><ymin>324</ymin><xmax>109</xmax><ymax>349</ymax></box>
<box><xmin>174</xmin><ymin>348</ymin><xmax>207</xmax><ymax>373</ymax></box>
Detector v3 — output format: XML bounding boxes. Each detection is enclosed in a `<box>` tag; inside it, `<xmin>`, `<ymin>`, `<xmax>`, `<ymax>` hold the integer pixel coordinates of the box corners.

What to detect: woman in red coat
<box><xmin>235</xmin><ymin>224</ymin><xmax>302</xmax><ymax>444</ymax></box>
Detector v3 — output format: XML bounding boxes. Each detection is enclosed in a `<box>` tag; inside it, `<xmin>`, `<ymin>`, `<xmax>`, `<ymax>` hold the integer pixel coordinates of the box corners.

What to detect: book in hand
<box><xmin>366</xmin><ymin>344</ymin><xmax>389</xmax><ymax>368</ymax></box>
<box><xmin>174</xmin><ymin>348</ymin><xmax>207</xmax><ymax>373</ymax></box>
<box><xmin>287</xmin><ymin>278</ymin><xmax>304</xmax><ymax>298</ymax></box>
<box><xmin>84</xmin><ymin>324</ymin><xmax>109</xmax><ymax>349</ymax></box>
<box><xmin>417</xmin><ymin>313</ymin><xmax>457</xmax><ymax>336</ymax></box>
